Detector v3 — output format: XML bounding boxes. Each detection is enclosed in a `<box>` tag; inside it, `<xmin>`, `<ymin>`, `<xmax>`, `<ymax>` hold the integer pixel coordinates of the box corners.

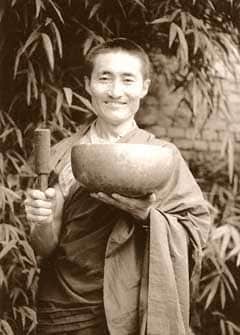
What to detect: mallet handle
<box><xmin>34</xmin><ymin>128</ymin><xmax>51</xmax><ymax>191</ymax></box>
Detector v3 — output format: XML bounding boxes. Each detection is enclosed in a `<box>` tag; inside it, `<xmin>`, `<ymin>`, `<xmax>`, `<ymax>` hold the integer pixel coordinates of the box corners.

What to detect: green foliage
<box><xmin>190</xmin><ymin>156</ymin><xmax>240</xmax><ymax>335</ymax></box>
<box><xmin>0</xmin><ymin>0</ymin><xmax>240</xmax><ymax>334</ymax></box>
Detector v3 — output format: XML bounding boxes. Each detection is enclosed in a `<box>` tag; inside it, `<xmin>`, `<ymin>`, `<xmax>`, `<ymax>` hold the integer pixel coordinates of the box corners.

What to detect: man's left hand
<box><xmin>90</xmin><ymin>192</ymin><xmax>157</xmax><ymax>221</ymax></box>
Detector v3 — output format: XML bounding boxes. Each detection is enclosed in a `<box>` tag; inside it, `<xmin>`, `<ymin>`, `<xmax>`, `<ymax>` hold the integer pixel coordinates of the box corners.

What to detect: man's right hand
<box><xmin>24</xmin><ymin>188</ymin><xmax>56</xmax><ymax>225</ymax></box>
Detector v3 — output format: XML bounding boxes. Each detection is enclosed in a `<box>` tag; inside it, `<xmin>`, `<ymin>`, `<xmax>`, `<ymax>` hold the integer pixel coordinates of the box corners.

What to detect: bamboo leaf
<box><xmin>47</xmin><ymin>0</ymin><xmax>64</xmax><ymax>23</ymax></box>
<box><xmin>149</xmin><ymin>17</ymin><xmax>170</xmax><ymax>25</ymax></box>
<box><xmin>1</xmin><ymin>185</ymin><xmax>21</xmax><ymax>203</ymax></box>
<box><xmin>45</xmin><ymin>17</ymin><xmax>52</xmax><ymax>26</ymax></box>
<box><xmin>236</xmin><ymin>253</ymin><xmax>240</xmax><ymax>267</ymax></box>
<box><xmin>180</xmin><ymin>12</ymin><xmax>187</xmax><ymax>32</ymax></box>
<box><xmin>220</xmin><ymin>319</ymin><xmax>227</xmax><ymax>335</ymax></box>
<box><xmin>15</xmin><ymin>128</ymin><xmax>23</xmax><ymax>148</ymax></box>
<box><xmin>233</xmin><ymin>174</ymin><xmax>238</xmax><ymax>196</ymax></box>
<box><xmin>26</xmin><ymin>268</ymin><xmax>36</xmax><ymax>289</ymax></box>
<box><xmin>199</xmin><ymin>281</ymin><xmax>213</xmax><ymax>299</ymax></box>
<box><xmin>19</xmin><ymin>308</ymin><xmax>26</xmax><ymax>329</ymax></box>
<box><xmin>55</xmin><ymin>90</ymin><xmax>63</xmax><ymax>115</ymax></box>
<box><xmin>192</xmin><ymin>78</ymin><xmax>199</xmax><ymax>116</ymax></box>
<box><xmin>14</xmin><ymin>49</ymin><xmax>23</xmax><ymax>78</ymax></box>
<box><xmin>0</xmin><ymin>128</ymin><xmax>14</xmax><ymax>142</ymax></box>
<box><xmin>89</xmin><ymin>3</ymin><xmax>101</xmax><ymax>19</ymax></box>
<box><xmin>0</xmin><ymin>8</ymin><xmax>5</xmax><ymax>23</ymax></box>
<box><xmin>22</xmin><ymin>31</ymin><xmax>40</xmax><ymax>55</ymax></box>
<box><xmin>170</xmin><ymin>9</ymin><xmax>181</xmax><ymax>22</ymax></box>
<box><xmin>116</xmin><ymin>0</ymin><xmax>127</xmax><ymax>17</ymax></box>
<box><xmin>83</xmin><ymin>37</ymin><xmax>94</xmax><ymax>56</ymax></box>
<box><xmin>224</xmin><ymin>265</ymin><xmax>237</xmax><ymax>290</ymax></box>
<box><xmin>63</xmin><ymin>87</ymin><xmax>72</xmax><ymax>106</ymax></box>
<box><xmin>23</xmin><ymin>306</ymin><xmax>37</xmax><ymax>335</ymax></box>
<box><xmin>0</xmin><ymin>320</ymin><xmax>14</xmax><ymax>335</ymax></box>
<box><xmin>229</xmin><ymin>226</ymin><xmax>240</xmax><ymax>247</ymax></box>
<box><xmin>29</xmin><ymin>64</ymin><xmax>38</xmax><ymax>100</ymax></box>
<box><xmin>220</xmin><ymin>132</ymin><xmax>228</xmax><ymax>158</ymax></box>
<box><xmin>212</xmin><ymin>225</ymin><xmax>228</xmax><ymax>240</ymax></box>
<box><xmin>0</xmin><ymin>224</ymin><xmax>23</xmax><ymax>242</ymax></box>
<box><xmin>11</xmin><ymin>287</ymin><xmax>29</xmax><ymax>305</ymax></box>
<box><xmin>20</xmin><ymin>240</ymin><xmax>36</xmax><ymax>264</ymax></box>
<box><xmin>169</xmin><ymin>23</ymin><xmax>178</xmax><ymax>48</ymax></box>
<box><xmin>51</xmin><ymin>22</ymin><xmax>63</xmax><ymax>58</ymax></box>
<box><xmin>131</xmin><ymin>0</ymin><xmax>146</xmax><ymax>10</ymax></box>
<box><xmin>227</xmin><ymin>322</ymin><xmax>234</xmax><ymax>335</ymax></box>
<box><xmin>227</xmin><ymin>321</ymin><xmax>240</xmax><ymax>332</ymax></box>
<box><xmin>222</xmin><ymin>275</ymin><xmax>235</xmax><ymax>300</ymax></box>
<box><xmin>220</xmin><ymin>230</ymin><xmax>231</xmax><ymax>259</ymax></box>
<box><xmin>176</xmin><ymin>25</ymin><xmax>189</xmax><ymax>64</ymax></box>
<box><xmin>35</xmin><ymin>0</ymin><xmax>42</xmax><ymax>18</ymax></box>
<box><xmin>40</xmin><ymin>92</ymin><xmax>47</xmax><ymax>121</ymax></box>
<box><xmin>72</xmin><ymin>92</ymin><xmax>93</xmax><ymax>111</ymax></box>
<box><xmin>220</xmin><ymin>281</ymin><xmax>227</xmax><ymax>308</ymax></box>
<box><xmin>26</xmin><ymin>73</ymin><xmax>31</xmax><ymax>106</ymax></box>
<box><xmin>41</xmin><ymin>33</ymin><xmax>54</xmax><ymax>71</ymax></box>
<box><xmin>0</xmin><ymin>153</ymin><xmax>3</xmax><ymax>174</ymax></box>
<box><xmin>0</xmin><ymin>267</ymin><xmax>7</xmax><ymax>286</ymax></box>
<box><xmin>227</xmin><ymin>246</ymin><xmax>240</xmax><ymax>259</ymax></box>
<box><xmin>227</xmin><ymin>135</ymin><xmax>234</xmax><ymax>183</ymax></box>
<box><xmin>0</xmin><ymin>240</ymin><xmax>16</xmax><ymax>260</ymax></box>
<box><xmin>70</xmin><ymin>104</ymin><xmax>92</xmax><ymax>114</ymax></box>
<box><xmin>204</xmin><ymin>277</ymin><xmax>219</xmax><ymax>309</ymax></box>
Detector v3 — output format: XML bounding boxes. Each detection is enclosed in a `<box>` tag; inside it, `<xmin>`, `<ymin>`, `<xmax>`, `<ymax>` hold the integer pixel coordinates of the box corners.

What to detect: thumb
<box><xmin>45</xmin><ymin>187</ymin><xmax>56</xmax><ymax>199</ymax></box>
<box><xmin>149</xmin><ymin>192</ymin><xmax>157</xmax><ymax>202</ymax></box>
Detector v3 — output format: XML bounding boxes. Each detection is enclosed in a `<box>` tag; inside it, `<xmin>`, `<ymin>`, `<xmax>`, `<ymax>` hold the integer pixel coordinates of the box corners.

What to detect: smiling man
<box><xmin>25</xmin><ymin>38</ymin><xmax>210</xmax><ymax>335</ymax></box>
<box><xmin>85</xmin><ymin>49</ymin><xmax>150</xmax><ymax>129</ymax></box>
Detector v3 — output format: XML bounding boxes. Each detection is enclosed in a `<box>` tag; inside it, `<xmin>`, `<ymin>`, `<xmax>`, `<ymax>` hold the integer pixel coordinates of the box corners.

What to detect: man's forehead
<box><xmin>92</xmin><ymin>51</ymin><xmax>143</xmax><ymax>74</ymax></box>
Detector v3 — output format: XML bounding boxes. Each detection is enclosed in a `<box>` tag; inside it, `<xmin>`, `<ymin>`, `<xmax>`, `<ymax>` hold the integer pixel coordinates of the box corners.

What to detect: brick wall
<box><xmin>137</xmin><ymin>53</ymin><xmax>240</xmax><ymax>161</ymax></box>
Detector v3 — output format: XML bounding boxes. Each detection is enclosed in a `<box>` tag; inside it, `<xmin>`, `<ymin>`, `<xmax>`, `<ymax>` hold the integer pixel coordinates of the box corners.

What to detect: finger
<box><xmin>111</xmin><ymin>193</ymin><xmax>135</xmax><ymax>203</ymax></box>
<box><xmin>149</xmin><ymin>192</ymin><xmax>157</xmax><ymax>202</ymax></box>
<box><xmin>26</xmin><ymin>213</ymin><xmax>52</xmax><ymax>224</ymax></box>
<box><xmin>27</xmin><ymin>189</ymin><xmax>46</xmax><ymax>200</ymax></box>
<box><xmin>111</xmin><ymin>193</ymin><xmax>143</xmax><ymax>209</ymax></box>
<box><xmin>91</xmin><ymin>192</ymin><xmax>125</xmax><ymax>209</ymax></box>
<box><xmin>91</xmin><ymin>192</ymin><xmax>114</xmax><ymax>203</ymax></box>
<box><xmin>138</xmin><ymin>192</ymin><xmax>157</xmax><ymax>202</ymax></box>
<box><xmin>45</xmin><ymin>188</ymin><xmax>56</xmax><ymax>199</ymax></box>
<box><xmin>25</xmin><ymin>206</ymin><xmax>52</xmax><ymax>216</ymax></box>
<box><xmin>24</xmin><ymin>198</ymin><xmax>53</xmax><ymax>209</ymax></box>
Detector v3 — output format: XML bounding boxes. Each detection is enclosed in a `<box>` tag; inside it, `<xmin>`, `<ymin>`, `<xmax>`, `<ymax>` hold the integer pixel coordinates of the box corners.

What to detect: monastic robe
<box><xmin>36</xmin><ymin>124</ymin><xmax>210</xmax><ymax>335</ymax></box>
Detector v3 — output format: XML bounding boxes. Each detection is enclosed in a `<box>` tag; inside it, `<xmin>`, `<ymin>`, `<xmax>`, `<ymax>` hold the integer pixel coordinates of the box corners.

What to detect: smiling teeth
<box><xmin>106</xmin><ymin>102</ymin><xmax>125</xmax><ymax>105</ymax></box>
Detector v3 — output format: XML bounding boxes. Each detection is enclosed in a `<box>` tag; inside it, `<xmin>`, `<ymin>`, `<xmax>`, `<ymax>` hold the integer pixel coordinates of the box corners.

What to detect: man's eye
<box><xmin>99</xmin><ymin>77</ymin><xmax>110</xmax><ymax>81</ymax></box>
<box><xmin>124</xmin><ymin>78</ymin><xmax>134</xmax><ymax>83</ymax></box>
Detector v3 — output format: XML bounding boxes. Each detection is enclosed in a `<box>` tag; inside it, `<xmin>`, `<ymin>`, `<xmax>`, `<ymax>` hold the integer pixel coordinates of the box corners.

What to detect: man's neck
<box><xmin>95</xmin><ymin>118</ymin><xmax>137</xmax><ymax>141</ymax></box>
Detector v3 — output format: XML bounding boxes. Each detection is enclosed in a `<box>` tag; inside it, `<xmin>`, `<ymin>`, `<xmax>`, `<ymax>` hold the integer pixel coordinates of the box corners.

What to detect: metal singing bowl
<box><xmin>71</xmin><ymin>143</ymin><xmax>174</xmax><ymax>197</ymax></box>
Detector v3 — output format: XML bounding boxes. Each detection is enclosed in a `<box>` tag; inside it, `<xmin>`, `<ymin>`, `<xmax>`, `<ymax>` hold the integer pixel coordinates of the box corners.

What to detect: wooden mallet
<box><xmin>34</xmin><ymin>128</ymin><xmax>51</xmax><ymax>191</ymax></box>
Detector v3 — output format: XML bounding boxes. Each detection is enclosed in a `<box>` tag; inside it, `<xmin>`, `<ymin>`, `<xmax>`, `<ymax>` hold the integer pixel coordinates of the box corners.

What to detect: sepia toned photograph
<box><xmin>0</xmin><ymin>1</ymin><xmax>240</xmax><ymax>334</ymax></box>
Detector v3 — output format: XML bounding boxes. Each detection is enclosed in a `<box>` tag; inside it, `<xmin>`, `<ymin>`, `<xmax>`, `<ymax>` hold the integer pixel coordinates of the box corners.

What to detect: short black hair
<box><xmin>84</xmin><ymin>38</ymin><xmax>151</xmax><ymax>79</ymax></box>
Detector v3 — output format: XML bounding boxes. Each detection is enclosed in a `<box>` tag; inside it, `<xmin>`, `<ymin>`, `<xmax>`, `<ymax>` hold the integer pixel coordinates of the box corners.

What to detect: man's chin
<box><xmin>105</xmin><ymin>117</ymin><xmax>131</xmax><ymax>126</ymax></box>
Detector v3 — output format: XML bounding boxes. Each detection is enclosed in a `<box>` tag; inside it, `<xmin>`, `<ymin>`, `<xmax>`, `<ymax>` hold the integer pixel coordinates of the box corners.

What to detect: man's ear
<box><xmin>84</xmin><ymin>76</ymin><xmax>91</xmax><ymax>95</ymax></box>
<box><xmin>141</xmin><ymin>79</ymin><xmax>151</xmax><ymax>98</ymax></box>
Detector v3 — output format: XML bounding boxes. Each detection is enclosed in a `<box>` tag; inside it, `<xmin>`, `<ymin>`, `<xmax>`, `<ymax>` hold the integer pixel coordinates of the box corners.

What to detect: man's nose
<box><xmin>108</xmin><ymin>80</ymin><xmax>123</xmax><ymax>98</ymax></box>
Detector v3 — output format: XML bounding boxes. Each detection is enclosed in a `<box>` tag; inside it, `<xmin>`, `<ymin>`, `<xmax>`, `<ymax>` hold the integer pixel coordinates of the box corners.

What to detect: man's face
<box><xmin>85</xmin><ymin>51</ymin><xmax>150</xmax><ymax>126</ymax></box>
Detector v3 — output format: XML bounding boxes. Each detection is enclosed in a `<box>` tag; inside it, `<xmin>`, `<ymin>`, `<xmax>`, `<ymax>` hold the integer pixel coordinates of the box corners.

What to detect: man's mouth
<box><xmin>105</xmin><ymin>101</ymin><xmax>127</xmax><ymax>106</ymax></box>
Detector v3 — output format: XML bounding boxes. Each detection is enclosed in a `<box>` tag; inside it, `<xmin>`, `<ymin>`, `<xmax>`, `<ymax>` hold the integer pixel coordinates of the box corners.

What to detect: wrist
<box><xmin>135</xmin><ymin>212</ymin><xmax>150</xmax><ymax>230</ymax></box>
<box><xmin>139</xmin><ymin>207</ymin><xmax>151</xmax><ymax>221</ymax></box>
